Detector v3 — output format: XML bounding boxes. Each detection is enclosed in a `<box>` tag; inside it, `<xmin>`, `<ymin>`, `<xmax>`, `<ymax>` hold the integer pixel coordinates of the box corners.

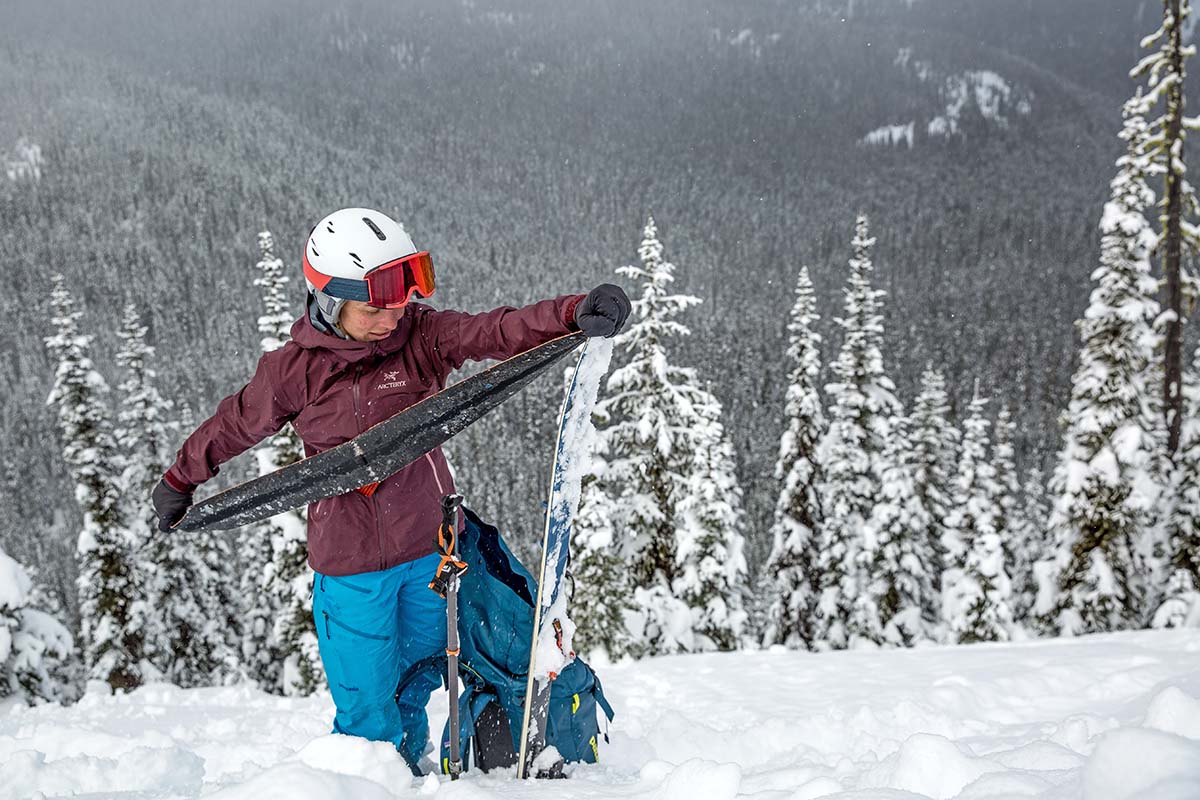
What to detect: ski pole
<box><xmin>429</xmin><ymin>493</ymin><xmax>466</xmax><ymax>779</ymax></box>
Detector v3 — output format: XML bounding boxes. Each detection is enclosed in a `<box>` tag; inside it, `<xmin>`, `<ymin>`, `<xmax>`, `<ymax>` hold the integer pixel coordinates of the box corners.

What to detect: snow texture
<box><xmin>2</xmin><ymin>629</ymin><xmax>1199</xmax><ymax>798</ymax></box>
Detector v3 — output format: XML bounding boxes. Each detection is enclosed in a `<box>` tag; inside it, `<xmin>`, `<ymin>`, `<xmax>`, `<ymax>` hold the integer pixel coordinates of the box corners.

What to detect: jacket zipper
<box><xmin>350</xmin><ymin>364</ymin><xmax>384</xmax><ymax>571</ymax></box>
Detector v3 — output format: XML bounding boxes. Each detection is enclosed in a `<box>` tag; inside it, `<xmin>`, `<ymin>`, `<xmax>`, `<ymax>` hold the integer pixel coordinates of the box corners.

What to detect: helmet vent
<box><xmin>326</xmin><ymin>222</ymin><xmax>336</xmax><ymax>233</ymax></box>
<box><xmin>363</xmin><ymin>217</ymin><xmax>387</xmax><ymax>241</ymax></box>
<box><xmin>349</xmin><ymin>252</ymin><xmax>363</xmax><ymax>267</ymax></box>
<box><xmin>310</xmin><ymin>244</ymin><xmax>320</xmax><ymax>257</ymax></box>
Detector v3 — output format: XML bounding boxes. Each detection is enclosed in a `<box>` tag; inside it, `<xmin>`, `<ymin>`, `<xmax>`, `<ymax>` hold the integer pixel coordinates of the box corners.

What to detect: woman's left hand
<box><xmin>575</xmin><ymin>284</ymin><xmax>632</xmax><ymax>338</ymax></box>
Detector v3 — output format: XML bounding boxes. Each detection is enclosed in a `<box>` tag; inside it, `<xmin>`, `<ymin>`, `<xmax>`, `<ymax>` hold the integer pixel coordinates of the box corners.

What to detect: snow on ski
<box><xmin>517</xmin><ymin>336</ymin><xmax>615</xmax><ymax>779</ymax></box>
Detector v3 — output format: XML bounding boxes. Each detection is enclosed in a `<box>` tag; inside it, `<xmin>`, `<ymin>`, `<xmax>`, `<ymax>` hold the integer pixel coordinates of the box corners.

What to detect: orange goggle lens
<box><xmin>365</xmin><ymin>251</ymin><xmax>436</xmax><ymax>308</ymax></box>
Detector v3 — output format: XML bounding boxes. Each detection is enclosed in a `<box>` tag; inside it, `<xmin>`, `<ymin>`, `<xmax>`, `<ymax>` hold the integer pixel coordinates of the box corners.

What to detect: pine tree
<box><xmin>251</xmin><ymin>230</ymin><xmax>323</xmax><ymax>695</ymax></box>
<box><xmin>677</xmin><ymin>396</ymin><xmax>749</xmax><ymax>650</ymax></box>
<box><xmin>571</xmin><ymin>374</ymin><xmax>636</xmax><ymax>661</ymax></box>
<box><xmin>115</xmin><ymin>302</ymin><xmax>237</xmax><ymax>687</ymax></box>
<box><xmin>238</xmin><ymin>517</ymin><xmax>279</xmax><ymax>690</ymax></box>
<box><xmin>255</xmin><ymin>230</ymin><xmax>295</xmax><ymax>352</ymax></box>
<box><xmin>868</xmin><ymin>413</ymin><xmax>937</xmax><ymax>646</ymax></box>
<box><xmin>909</xmin><ymin>367</ymin><xmax>960</xmax><ymax>594</ymax></box>
<box><xmin>571</xmin><ymin>456</ymin><xmax>636</xmax><ymax>660</ymax></box>
<box><xmin>45</xmin><ymin>276</ymin><xmax>141</xmax><ymax>691</ymax></box>
<box><xmin>1155</xmin><ymin>342</ymin><xmax>1200</xmax><ymax>627</ymax></box>
<box><xmin>811</xmin><ymin>215</ymin><xmax>902</xmax><ymax>649</ymax></box>
<box><xmin>762</xmin><ymin>267</ymin><xmax>825</xmax><ymax>649</ymax></box>
<box><xmin>601</xmin><ymin>216</ymin><xmax>745</xmax><ymax>656</ymax></box>
<box><xmin>0</xmin><ymin>545</ymin><xmax>73</xmax><ymax>704</ymax></box>
<box><xmin>1130</xmin><ymin>0</ymin><xmax>1200</xmax><ymax>455</ymax></box>
<box><xmin>1041</xmin><ymin>97</ymin><xmax>1165</xmax><ymax>635</ymax></box>
<box><xmin>942</xmin><ymin>386</ymin><xmax>1016</xmax><ymax>643</ymax></box>
<box><xmin>1010</xmin><ymin>467</ymin><xmax>1051</xmax><ymax>626</ymax></box>
<box><xmin>991</xmin><ymin>405</ymin><xmax>1023</xmax><ymax>605</ymax></box>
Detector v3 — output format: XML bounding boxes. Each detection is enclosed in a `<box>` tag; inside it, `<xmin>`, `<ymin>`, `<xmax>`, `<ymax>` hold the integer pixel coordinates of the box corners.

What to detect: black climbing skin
<box><xmin>177</xmin><ymin>332</ymin><xmax>586</xmax><ymax>532</ymax></box>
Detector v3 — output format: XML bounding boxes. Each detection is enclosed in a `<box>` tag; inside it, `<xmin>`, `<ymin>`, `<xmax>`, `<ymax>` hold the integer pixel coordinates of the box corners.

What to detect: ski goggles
<box><xmin>305</xmin><ymin>249</ymin><xmax>436</xmax><ymax>308</ymax></box>
<box><xmin>363</xmin><ymin>251</ymin><xmax>436</xmax><ymax>308</ymax></box>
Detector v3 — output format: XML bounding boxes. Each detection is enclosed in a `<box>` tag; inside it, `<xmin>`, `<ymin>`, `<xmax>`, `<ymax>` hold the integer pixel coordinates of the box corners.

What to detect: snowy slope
<box><xmin>3</xmin><ymin>630</ymin><xmax>1200</xmax><ymax>800</ymax></box>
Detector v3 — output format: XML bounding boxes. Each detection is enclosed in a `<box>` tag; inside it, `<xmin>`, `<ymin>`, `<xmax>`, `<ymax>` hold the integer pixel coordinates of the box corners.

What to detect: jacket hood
<box><xmin>289</xmin><ymin>301</ymin><xmax>421</xmax><ymax>363</ymax></box>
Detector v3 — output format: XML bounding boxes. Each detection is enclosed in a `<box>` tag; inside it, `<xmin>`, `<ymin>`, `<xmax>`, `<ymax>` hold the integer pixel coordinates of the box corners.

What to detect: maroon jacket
<box><xmin>166</xmin><ymin>296</ymin><xmax>583</xmax><ymax>576</ymax></box>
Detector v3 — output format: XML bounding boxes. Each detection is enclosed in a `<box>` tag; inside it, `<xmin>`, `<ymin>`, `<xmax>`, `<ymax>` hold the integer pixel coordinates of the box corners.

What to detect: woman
<box><xmin>152</xmin><ymin>207</ymin><xmax>630</xmax><ymax>771</ymax></box>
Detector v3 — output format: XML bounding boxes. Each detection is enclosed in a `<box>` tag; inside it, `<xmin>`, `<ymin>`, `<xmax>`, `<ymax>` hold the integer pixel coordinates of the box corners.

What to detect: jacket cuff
<box><xmin>163</xmin><ymin>470</ymin><xmax>196</xmax><ymax>495</ymax></box>
<box><xmin>564</xmin><ymin>294</ymin><xmax>586</xmax><ymax>331</ymax></box>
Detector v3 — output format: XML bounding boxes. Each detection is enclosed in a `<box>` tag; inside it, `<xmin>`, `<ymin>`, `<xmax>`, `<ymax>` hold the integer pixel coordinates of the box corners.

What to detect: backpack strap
<box><xmin>592</xmin><ymin>671</ymin><xmax>615</xmax><ymax>721</ymax></box>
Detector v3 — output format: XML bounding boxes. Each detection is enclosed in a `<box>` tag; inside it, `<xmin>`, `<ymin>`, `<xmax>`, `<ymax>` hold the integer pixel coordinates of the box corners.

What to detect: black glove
<box><xmin>152</xmin><ymin>478</ymin><xmax>193</xmax><ymax>532</ymax></box>
<box><xmin>575</xmin><ymin>284</ymin><xmax>631</xmax><ymax>338</ymax></box>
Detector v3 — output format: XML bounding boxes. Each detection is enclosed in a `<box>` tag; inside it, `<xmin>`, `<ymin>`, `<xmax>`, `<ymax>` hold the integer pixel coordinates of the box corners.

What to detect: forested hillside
<box><xmin>0</xmin><ymin>0</ymin><xmax>1161</xmax><ymax>611</ymax></box>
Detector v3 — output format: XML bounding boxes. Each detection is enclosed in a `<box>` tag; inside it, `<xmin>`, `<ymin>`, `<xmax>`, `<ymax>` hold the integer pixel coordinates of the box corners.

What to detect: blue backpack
<box><xmin>396</xmin><ymin>508</ymin><xmax>615</xmax><ymax>774</ymax></box>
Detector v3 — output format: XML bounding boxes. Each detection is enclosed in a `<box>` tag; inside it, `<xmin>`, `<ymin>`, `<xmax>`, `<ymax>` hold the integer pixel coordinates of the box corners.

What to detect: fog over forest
<box><xmin>0</xmin><ymin>0</ymin><xmax>1182</xmax><ymax>613</ymax></box>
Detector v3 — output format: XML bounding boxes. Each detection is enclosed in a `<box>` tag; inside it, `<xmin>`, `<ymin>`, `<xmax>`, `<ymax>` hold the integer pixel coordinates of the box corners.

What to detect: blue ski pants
<box><xmin>312</xmin><ymin>553</ymin><xmax>446</xmax><ymax>769</ymax></box>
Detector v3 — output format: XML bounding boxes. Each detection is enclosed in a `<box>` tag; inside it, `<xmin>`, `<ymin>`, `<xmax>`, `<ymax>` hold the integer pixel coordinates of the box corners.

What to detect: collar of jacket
<box><xmin>288</xmin><ymin>302</ymin><xmax>424</xmax><ymax>363</ymax></box>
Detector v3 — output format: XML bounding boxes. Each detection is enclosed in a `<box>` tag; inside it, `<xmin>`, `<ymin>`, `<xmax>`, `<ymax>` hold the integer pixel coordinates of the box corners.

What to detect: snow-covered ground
<box><xmin>3</xmin><ymin>629</ymin><xmax>1199</xmax><ymax>800</ymax></box>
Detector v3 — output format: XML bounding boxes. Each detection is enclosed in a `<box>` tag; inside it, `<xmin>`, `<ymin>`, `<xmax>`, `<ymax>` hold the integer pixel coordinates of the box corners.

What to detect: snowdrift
<box><xmin>2</xmin><ymin>629</ymin><xmax>1199</xmax><ymax>800</ymax></box>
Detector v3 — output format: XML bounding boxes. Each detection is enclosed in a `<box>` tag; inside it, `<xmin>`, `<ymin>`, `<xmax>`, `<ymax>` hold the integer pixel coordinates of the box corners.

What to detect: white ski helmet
<box><xmin>302</xmin><ymin>208</ymin><xmax>434</xmax><ymax>326</ymax></box>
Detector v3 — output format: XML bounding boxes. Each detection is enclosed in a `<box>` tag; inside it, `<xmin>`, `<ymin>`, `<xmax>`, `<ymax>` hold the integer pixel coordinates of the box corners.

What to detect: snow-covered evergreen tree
<box><xmin>991</xmin><ymin>406</ymin><xmax>1022</xmax><ymax>596</ymax></box>
<box><xmin>811</xmin><ymin>215</ymin><xmax>903</xmax><ymax>649</ymax></box>
<box><xmin>762</xmin><ymin>267</ymin><xmax>825</xmax><ymax>649</ymax></box>
<box><xmin>115</xmin><ymin>302</ymin><xmax>237</xmax><ymax>687</ymax></box>
<box><xmin>1010</xmin><ymin>467</ymin><xmax>1051</xmax><ymax>626</ymax></box>
<box><xmin>238</xmin><ymin>520</ymin><xmax>279</xmax><ymax>691</ymax></box>
<box><xmin>909</xmin><ymin>367</ymin><xmax>960</xmax><ymax>591</ymax></box>
<box><xmin>255</xmin><ymin>230</ymin><xmax>295</xmax><ymax>352</ymax></box>
<box><xmin>1155</xmin><ymin>342</ymin><xmax>1200</xmax><ymax>627</ymax></box>
<box><xmin>0</xmin><ymin>546</ymin><xmax>73</xmax><ymax>704</ymax></box>
<box><xmin>601</xmin><ymin>216</ymin><xmax>746</xmax><ymax>656</ymax></box>
<box><xmin>867</xmin><ymin>413</ymin><xmax>937</xmax><ymax>647</ymax></box>
<box><xmin>250</xmin><ymin>230</ymin><xmax>323</xmax><ymax>695</ymax></box>
<box><xmin>570</xmin><ymin>452</ymin><xmax>636</xmax><ymax>660</ymax></box>
<box><xmin>942</xmin><ymin>386</ymin><xmax>1016</xmax><ymax>643</ymax></box>
<box><xmin>571</xmin><ymin>369</ymin><xmax>636</xmax><ymax>661</ymax></box>
<box><xmin>677</xmin><ymin>396</ymin><xmax>749</xmax><ymax>650</ymax></box>
<box><xmin>1040</xmin><ymin>97</ymin><xmax>1165</xmax><ymax>635</ymax></box>
<box><xmin>1129</xmin><ymin>0</ymin><xmax>1200</xmax><ymax>456</ymax></box>
<box><xmin>45</xmin><ymin>276</ymin><xmax>142</xmax><ymax>691</ymax></box>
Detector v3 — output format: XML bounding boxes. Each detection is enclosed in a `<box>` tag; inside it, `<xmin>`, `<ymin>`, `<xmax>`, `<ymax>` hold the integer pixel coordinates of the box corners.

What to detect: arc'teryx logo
<box><xmin>377</xmin><ymin>370</ymin><xmax>408</xmax><ymax>391</ymax></box>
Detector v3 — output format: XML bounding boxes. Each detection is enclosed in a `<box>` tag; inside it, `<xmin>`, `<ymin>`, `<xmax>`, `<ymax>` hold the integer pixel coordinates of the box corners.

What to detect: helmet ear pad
<box><xmin>312</xmin><ymin>289</ymin><xmax>348</xmax><ymax>330</ymax></box>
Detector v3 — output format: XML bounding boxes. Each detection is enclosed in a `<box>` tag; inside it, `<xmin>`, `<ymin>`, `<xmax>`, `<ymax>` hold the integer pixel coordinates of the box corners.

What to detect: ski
<box><xmin>516</xmin><ymin>337</ymin><xmax>613</xmax><ymax>779</ymax></box>
<box><xmin>178</xmin><ymin>332</ymin><xmax>586</xmax><ymax>532</ymax></box>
